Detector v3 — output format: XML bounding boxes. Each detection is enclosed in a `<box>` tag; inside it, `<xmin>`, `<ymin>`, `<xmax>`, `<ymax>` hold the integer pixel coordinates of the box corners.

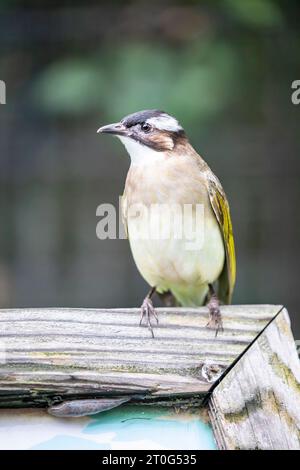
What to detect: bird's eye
<box><xmin>141</xmin><ymin>122</ymin><xmax>151</xmax><ymax>133</ymax></box>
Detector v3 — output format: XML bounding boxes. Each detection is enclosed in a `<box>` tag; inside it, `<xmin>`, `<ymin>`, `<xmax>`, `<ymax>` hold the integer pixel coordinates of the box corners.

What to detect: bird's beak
<box><xmin>97</xmin><ymin>122</ymin><xmax>127</xmax><ymax>136</ymax></box>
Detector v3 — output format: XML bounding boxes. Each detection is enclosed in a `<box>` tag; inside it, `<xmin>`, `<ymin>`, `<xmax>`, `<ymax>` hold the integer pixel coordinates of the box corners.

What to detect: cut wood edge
<box><xmin>208</xmin><ymin>308</ymin><xmax>300</xmax><ymax>450</ymax></box>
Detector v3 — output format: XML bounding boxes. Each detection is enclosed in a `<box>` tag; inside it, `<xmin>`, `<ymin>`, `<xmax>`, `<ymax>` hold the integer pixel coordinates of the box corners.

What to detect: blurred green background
<box><xmin>0</xmin><ymin>0</ymin><xmax>299</xmax><ymax>336</ymax></box>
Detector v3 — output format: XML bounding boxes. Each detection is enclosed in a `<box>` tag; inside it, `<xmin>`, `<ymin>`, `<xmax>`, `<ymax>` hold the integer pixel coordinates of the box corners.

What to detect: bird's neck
<box><xmin>119</xmin><ymin>135</ymin><xmax>202</xmax><ymax>168</ymax></box>
<box><xmin>124</xmin><ymin>145</ymin><xmax>209</xmax><ymax>209</ymax></box>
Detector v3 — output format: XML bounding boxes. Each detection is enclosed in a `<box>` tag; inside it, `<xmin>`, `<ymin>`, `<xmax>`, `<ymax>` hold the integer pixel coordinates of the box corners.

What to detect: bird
<box><xmin>98</xmin><ymin>109</ymin><xmax>236</xmax><ymax>336</ymax></box>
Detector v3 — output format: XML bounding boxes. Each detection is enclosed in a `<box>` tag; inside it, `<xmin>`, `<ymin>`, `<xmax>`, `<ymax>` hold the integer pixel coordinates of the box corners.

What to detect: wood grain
<box><xmin>209</xmin><ymin>308</ymin><xmax>300</xmax><ymax>450</ymax></box>
<box><xmin>0</xmin><ymin>305</ymin><xmax>280</xmax><ymax>408</ymax></box>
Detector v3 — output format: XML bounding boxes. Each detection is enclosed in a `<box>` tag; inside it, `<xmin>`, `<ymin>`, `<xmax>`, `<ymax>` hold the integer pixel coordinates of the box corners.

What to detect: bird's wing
<box><xmin>206</xmin><ymin>173</ymin><xmax>236</xmax><ymax>304</ymax></box>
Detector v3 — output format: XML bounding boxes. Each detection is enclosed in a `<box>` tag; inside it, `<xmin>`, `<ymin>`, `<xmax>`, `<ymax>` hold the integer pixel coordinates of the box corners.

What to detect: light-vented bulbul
<box><xmin>98</xmin><ymin>110</ymin><xmax>236</xmax><ymax>336</ymax></box>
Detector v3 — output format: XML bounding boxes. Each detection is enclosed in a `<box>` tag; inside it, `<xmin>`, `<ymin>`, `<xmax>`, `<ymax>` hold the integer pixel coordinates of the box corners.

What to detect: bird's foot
<box><xmin>206</xmin><ymin>294</ymin><xmax>223</xmax><ymax>337</ymax></box>
<box><xmin>140</xmin><ymin>295</ymin><xmax>158</xmax><ymax>338</ymax></box>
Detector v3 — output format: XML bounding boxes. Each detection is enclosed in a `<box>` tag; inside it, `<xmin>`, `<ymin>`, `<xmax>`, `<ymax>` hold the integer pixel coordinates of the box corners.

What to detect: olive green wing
<box><xmin>207</xmin><ymin>175</ymin><xmax>236</xmax><ymax>304</ymax></box>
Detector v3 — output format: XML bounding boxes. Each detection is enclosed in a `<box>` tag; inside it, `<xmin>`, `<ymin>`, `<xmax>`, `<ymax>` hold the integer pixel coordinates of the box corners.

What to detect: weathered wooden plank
<box><xmin>209</xmin><ymin>308</ymin><xmax>300</xmax><ymax>450</ymax></box>
<box><xmin>0</xmin><ymin>306</ymin><xmax>281</xmax><ymax>408</ymax></box>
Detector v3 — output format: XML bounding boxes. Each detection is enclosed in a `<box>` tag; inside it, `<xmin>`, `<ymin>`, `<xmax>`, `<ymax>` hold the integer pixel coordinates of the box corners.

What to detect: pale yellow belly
<box><xmin>127</xmin><ymin>204</ymin><xmax>225</xmax><ymax>305</ymax></box>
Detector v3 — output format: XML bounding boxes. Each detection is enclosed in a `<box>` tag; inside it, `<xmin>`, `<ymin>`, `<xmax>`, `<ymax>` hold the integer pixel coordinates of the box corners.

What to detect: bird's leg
<box><xmin>206</xmin><ymin>284</ymin><xmax>223</xmax><ymax>337</ymax></box>
<box><xmin>140</xmin><ymin>286</ymin><xmax>158</xmax><ymax>338</ymax></box>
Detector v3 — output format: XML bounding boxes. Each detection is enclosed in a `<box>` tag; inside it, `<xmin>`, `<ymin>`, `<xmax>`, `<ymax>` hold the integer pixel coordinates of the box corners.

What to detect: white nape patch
<box><xmin>118</xmin><ymin>136</ymin><xmax>165</xmax><ymax>166</ymax></box>
<box><xmin>147</xmin><ymin>114</ymin><xmax>183</xmax><ymax>132</ymax></box>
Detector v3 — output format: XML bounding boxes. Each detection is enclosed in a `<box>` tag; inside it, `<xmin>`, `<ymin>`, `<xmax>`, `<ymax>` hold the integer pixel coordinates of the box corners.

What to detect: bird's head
<box><xmin>97</xmin><ymin>109</ymin><xmax>186</xmax><ymax>165</ymax></box>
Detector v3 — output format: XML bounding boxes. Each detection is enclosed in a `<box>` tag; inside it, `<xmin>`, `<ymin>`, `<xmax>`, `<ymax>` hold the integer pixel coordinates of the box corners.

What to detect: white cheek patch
<box><xmin>118</xmin><ymin>136</ymin><xmax>165</xmax><ymax>166</ymax></box>
<box><xmin>147</xmin><ymin>114</ymin><xmax>183</xmax><ymax>132</ymax></box>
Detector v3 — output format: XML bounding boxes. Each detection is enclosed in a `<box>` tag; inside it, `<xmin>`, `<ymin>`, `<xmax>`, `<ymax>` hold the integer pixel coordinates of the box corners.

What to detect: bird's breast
<box><xmin>122</xmin><ymin>156</ymin><xmax>225</xmax><ymax>289</ymax></box>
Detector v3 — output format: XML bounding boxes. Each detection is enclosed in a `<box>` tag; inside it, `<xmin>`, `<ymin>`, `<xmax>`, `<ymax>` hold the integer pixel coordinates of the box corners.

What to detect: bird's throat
<box><xmin>118</xmin><ymin>136</ymin><xmax>167</xmax><ymax>166</ymax></box>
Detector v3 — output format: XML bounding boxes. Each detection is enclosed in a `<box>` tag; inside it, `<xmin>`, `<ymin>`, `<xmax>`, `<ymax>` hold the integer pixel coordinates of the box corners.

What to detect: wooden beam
<box><xmin>208</xmin><ymin>308</ymin><xmax>300</xmax><ymax>450</ymax></box>
<box><xmin>0</xmin><ymin>305</ymin><xmax>280</xmax><ymax>408</ymax></box>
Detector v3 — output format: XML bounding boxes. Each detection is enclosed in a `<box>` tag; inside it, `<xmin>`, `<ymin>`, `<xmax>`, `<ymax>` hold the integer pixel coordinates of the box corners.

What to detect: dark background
<box><xmin>0</xmin><ymin>0</ymin><xmax>299</xmax><ymax>336</ymax></box>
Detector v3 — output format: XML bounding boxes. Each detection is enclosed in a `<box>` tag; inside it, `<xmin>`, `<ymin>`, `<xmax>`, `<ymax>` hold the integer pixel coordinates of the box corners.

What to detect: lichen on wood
<box><xmin>209</xmin><ymin>308</ymin><xmax>300</xmax><ymax>450</ymax></box>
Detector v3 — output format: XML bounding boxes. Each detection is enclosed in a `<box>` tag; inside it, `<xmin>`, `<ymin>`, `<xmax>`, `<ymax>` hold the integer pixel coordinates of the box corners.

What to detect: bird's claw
<box><xmin>140</xmin><ymin>296</ymin><xmax>158</xmax><ymax>338</ymax></box>
<box><xmin>206</xmin><ymin>294</ymin><xmax>223</xmax><ymax>337</ymax></box>
<box><xmin>206</xmin><ymin>308</ymin><xmax>223</xmax><ymax>337</ymax></box>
